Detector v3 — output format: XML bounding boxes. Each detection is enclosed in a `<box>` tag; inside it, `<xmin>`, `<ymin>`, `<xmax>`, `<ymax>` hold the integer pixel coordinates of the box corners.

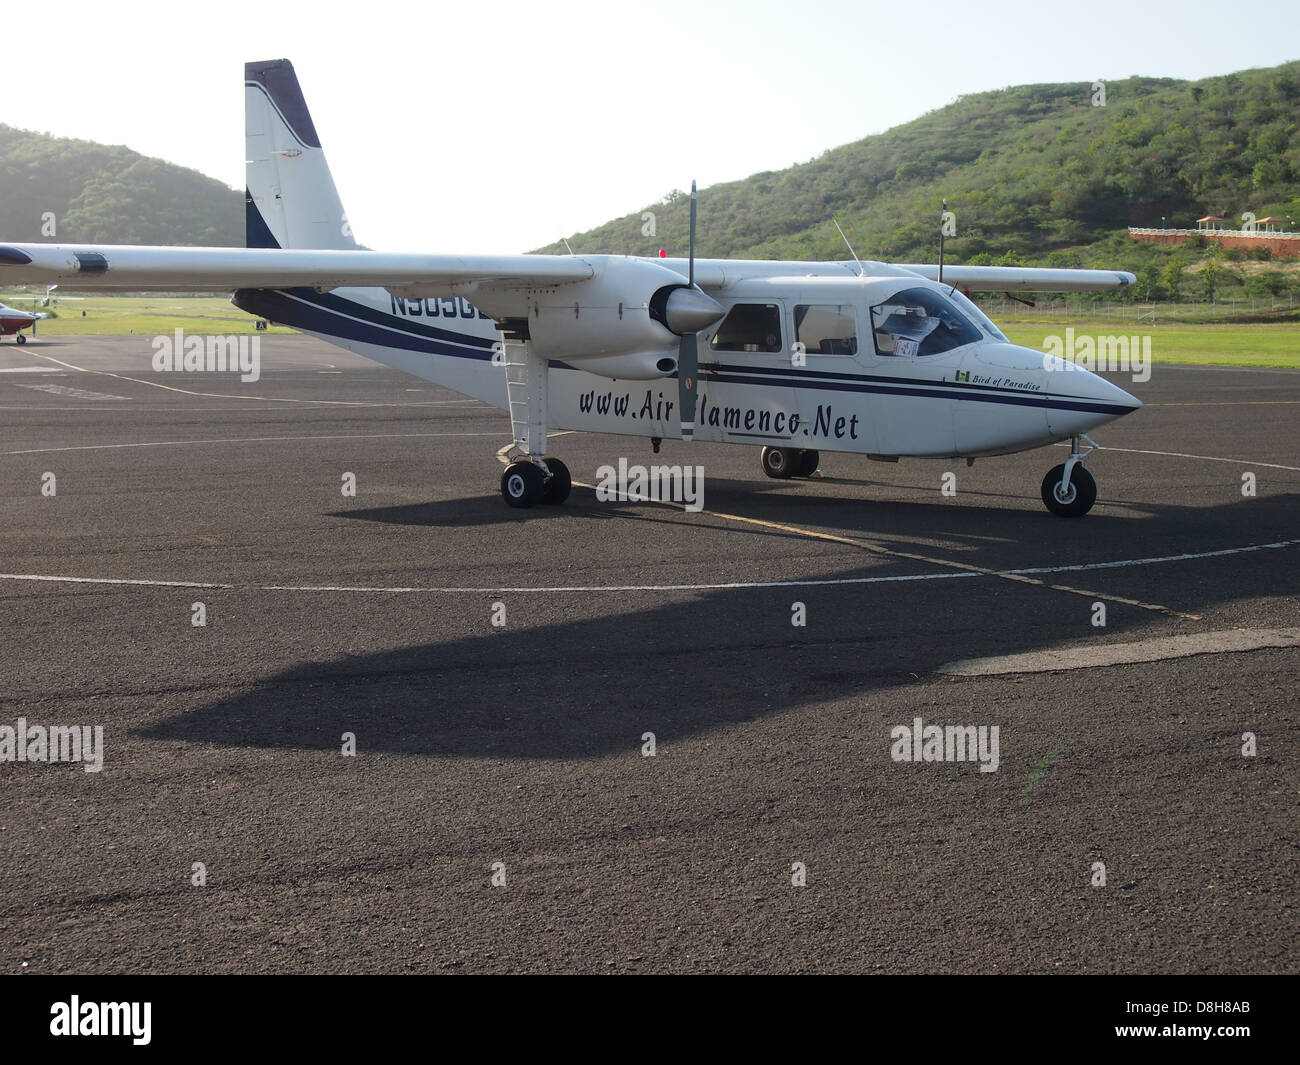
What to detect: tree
<box><xmin>1201</xmin><ymin>261</ymin><xmax>1221</xmax><ymax>302</ymax></box>
<box><xmin>1245</xmin><ymin>271</ymin><xmax>1285</xmax><ymax>297</ymax></box>
<box><xmin>1161</xmin><ymin>261</ymin><xmax>1186</xmax><ymax>300</ymax></box>
<box><xmin>1138</xmin><ymin>264</ymin><xmax>1164</xmax><ymax>301</ymax></box>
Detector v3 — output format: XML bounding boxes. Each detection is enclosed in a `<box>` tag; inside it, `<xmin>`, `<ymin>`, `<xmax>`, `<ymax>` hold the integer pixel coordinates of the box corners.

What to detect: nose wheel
<box><xmin>1041</xmin><ymin>435</ymin><xmax>1098</xmax><ymax>517</ymax></box>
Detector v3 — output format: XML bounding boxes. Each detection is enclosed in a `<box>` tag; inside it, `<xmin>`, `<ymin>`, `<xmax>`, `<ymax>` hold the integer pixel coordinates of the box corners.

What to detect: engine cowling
<box><xmin>523</xmin><ymin>257</ymin><xmax>724</xmax><ymax>368</ymax></box>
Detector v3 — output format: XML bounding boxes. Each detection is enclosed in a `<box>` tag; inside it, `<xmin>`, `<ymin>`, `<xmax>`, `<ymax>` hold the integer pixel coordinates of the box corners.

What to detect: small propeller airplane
<box><xmin>0</xmin><ymin>300</ymin><xmax>48</xmax><ymax>344</ymax></box>
<box><xmin>0</xmin><ymin>59</ymin><xmax>1142</xmax><ymax>517</ymax></box>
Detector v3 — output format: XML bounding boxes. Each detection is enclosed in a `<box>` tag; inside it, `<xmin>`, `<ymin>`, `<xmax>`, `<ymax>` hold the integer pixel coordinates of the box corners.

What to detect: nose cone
<box><xmin>662</xmin><ymin>286</ymin><xmax>725</xmax><ymax>335</ymax></box>
<box><xmin>1042</xmin><ymin>353</ymin><xmax>1141</xmax><ymax>436</ymax></box>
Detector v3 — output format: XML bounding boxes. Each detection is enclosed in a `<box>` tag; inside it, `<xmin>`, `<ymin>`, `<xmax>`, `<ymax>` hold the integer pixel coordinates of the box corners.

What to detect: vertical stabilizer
<box><xmin>244</xmin><ymin>59</ymin><xmax>359</xmax><ymax>250</ymax></box>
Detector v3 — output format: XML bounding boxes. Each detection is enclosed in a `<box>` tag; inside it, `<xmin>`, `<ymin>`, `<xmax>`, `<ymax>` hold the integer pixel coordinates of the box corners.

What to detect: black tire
<box><xmin>1041</xmin><ymin>463</ymin><xmax>1097</xmax><ymax>518</ymax></box>
<box><xmin>15</xmin><ymin>333</ymin><xmax>26</xmax><ymax>345</ymax></box>
<box><xmin>761</xmin><ymin>446</ymin><xmax>797</xmax><ymax>479</ymax></box>
<box><xmin>796</xmin><ymin>449</ymin><xmax>820</xmax><ymax>478</ymax></box>
<box><xmin>540</xmin><ymin>458</ymin><xmax>571</xmax><ymax>505</ymax></box>
<box><xmin>501</xmin><ymin>461</ymin><xmax>545</xmax><ymax>508</ymax></box>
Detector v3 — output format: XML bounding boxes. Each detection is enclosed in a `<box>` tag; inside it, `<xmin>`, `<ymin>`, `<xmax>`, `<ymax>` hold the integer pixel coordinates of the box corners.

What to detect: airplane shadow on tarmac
<box><xmin>142</xmin><ymin>490</ymin><xmax>1300</xmax><ymax>759</ymax></box>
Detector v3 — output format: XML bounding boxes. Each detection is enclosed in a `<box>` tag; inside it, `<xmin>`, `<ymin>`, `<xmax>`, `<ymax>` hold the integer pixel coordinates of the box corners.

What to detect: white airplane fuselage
<box><xmin>233</xmin><ymin>273</ymin><xmax>1138</xmax><ymax>462</ymax></box>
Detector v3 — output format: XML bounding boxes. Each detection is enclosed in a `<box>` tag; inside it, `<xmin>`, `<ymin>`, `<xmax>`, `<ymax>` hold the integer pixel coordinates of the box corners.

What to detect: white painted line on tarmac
<box><xmin>0</xmin><ymin>573</ymin><xmax>232</xmax><ymax>589</ymax></box>
<box><xmin>574</xmin><ymin>482</ymin><xmax>1209</xmax><ymax>620</ymax></box>
<box><xmin>1</xmin><ymin>430</ymin><xmax>507</xmax><ymax>457</ymax></box>
<box><xmin>1008</xmin><ymin>538</ymin><xmax>1300</xmax><ymax>575</ymax></box>
<box><xmin>16</xmin><ymin>383</ymin><xmax>131</xmax><ymax>401</ymax></box>
<box><xmin>1058</xmin><ymin>442</ymin><xmax>1300</xmax><ymax>473</ymax></box>
<box><xmin>0</xmin><ymin>570</ymin><xmax>974</xmax><ymax>594</ymax></box>
<box><xmin>939</xmin><ymin>628</ymin><xmax>1300</xmax><ymax>676</ymax></box>
<box><xmin>0</xmin><ymin>401</ymin><xmax>485</xmax><ymax>413</ymax></box>
<box><xmin>0</xmin><ymin>537</ymin><xmax>1294</xmax><ymax>596</ymax></box>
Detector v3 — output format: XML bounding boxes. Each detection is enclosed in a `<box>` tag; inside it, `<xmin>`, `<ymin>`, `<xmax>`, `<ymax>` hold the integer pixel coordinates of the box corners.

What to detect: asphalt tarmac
<box><xmin>1</xmin><ymin>335</ymin><xmax>1296</xmax><ymax>973</ymax></box>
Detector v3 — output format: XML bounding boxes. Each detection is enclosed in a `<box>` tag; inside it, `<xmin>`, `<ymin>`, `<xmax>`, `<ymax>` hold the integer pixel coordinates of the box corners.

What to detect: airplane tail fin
<box><xmin>244</xmin><ymin>59</ymin><xmax>359</xmax><ymax>251</ymax></box>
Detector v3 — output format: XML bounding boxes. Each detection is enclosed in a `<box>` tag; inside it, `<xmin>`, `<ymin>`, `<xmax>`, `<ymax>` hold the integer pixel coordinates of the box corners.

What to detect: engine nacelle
<box><xmin>524</xmin><ymin>256</ymin><xmax>723</xmax><ymax>361</ymax></box>
<box><xmin>568</xmin><ymin>350</ymin><xmax>677</xmax><ymax>380</ymax></box>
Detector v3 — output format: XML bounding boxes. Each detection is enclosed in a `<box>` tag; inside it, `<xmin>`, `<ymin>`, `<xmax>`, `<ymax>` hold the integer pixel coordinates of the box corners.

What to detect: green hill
<box><xmin>535</xmin><ymin>62</ymin><xmax>1300</xmax><ymax>296</ymax></box>
<box><xmin>0</xmin><ymin>125</ymin><xmax>242</xmax><ymax>246</ymax></box>
<box><xmin>4</xmin><ymin>61</ymin><xmax>1298</xmax><ymax>304</ymax></box>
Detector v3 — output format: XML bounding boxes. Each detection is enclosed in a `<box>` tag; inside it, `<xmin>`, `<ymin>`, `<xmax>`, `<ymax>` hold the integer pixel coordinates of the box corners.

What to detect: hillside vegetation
<box><xmin>535</xmin><ymin>62</ymin><xmax>1300</xmax><ymax>304</ymax></box>
<box><xmin>3</xmin><ymin>61</ymin><xmax>1299</xmax><ymax>308</ymax></box>
<box><xmin>0</xmin><ymin>125</ymin><xmax>242</xmax><ymax>246</ymax></box>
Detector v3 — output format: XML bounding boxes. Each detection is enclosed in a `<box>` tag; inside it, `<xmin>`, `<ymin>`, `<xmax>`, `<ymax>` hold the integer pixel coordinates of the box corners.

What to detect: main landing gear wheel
<box><xmin>540</xmin><ymin>458</ymin><xmax>571</xmax><ymax>505</ymax></box>
<box><xmin>760</xmin><ymin>446</ymin><xmax>795</xmax><ymax>479</ymax></box>
<box><xmin>762</xmin><ymin>446</ymin><xmax>820</xmax><ymax>480</ymax></box>
<box><xmin>501</xmin><ymin>459</ymin><xmax>571</xmax><ymax>508</ymax></box>
<box><xmin>1041</xmin><ymin>463</ymin><xmax>1097</xmax><ymax>518</ymax></box>
<box><xmin>501</xmin><ymin>461</ymin><xmax>546</xmax><ymax>508</ymax></box>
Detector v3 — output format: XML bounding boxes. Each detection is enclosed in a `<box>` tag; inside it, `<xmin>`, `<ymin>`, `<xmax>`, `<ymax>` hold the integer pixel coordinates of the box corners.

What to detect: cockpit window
<box><xmin>869</xmin><ymin>287</ymin><xmax>982</xmax><ymax>357</ymax></box>
<box><xmin>949</xmin><ymin>288</ymin><xmax>1008</xmax><ymax>342</ymax></box>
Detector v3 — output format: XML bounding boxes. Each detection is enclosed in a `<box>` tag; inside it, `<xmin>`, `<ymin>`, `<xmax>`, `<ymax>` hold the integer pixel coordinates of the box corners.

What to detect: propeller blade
<box><xmin>678</xmin><ymin>179</ymin><xmax>706</xmax><ymax>441</ymax></box>
<box><xmin>678</xmin><ymin>331</ymin><xmax>699</xmax><ymax>442</ymax></box>
<box><xmin>688</xmin><ymin>180</ymin><xmax>697</xmax><ymax>288</ymax></box>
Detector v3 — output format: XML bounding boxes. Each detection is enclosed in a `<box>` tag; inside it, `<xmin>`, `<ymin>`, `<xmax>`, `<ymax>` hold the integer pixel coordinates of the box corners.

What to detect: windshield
<box><xmin>869</xmin><ymin>287</ymin><xmax>982</xmax><ymax>357</ymax></box>
<box><xmin>948</xmin><ymin>288</ymin><xmax>1008</xmax><ymax>342</ymax></box>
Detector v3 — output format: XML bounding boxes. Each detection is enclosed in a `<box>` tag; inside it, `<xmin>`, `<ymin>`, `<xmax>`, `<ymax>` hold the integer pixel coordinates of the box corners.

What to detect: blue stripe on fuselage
<box><xmin>237</xmin><ymin>287</ymin><xmax>1131</xmax><ymax>416</ymax></box>
<box><xmin>233</xmin><ymin>287</ymin><xmax>496</xmax><ymax>359</ymax></box>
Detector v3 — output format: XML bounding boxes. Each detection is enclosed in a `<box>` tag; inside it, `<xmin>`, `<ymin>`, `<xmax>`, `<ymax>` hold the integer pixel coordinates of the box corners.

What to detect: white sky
<box><xmin>7</xmin><ymin>0</ymin><xmax>1299</xmax><ymax>253</ymax></box>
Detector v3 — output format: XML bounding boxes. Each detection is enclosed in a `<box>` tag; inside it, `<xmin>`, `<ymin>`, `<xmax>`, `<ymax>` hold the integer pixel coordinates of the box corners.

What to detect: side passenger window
<box><xmin>709</xmin><ymin>303</ymin><xmax>783</xmax><ymax>353</ymax></box>
<box><xmin>794</xmin><ymin>304</ymin><xmax>857</xmax><ymax>356</ymax></box>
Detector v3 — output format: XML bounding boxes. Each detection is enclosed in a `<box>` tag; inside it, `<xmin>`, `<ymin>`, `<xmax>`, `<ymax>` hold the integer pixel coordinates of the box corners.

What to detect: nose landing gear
<box><xmin>1041</xmin><ymin>434</ymin><xmax>1098</xmax><ymax>517</ymax></box>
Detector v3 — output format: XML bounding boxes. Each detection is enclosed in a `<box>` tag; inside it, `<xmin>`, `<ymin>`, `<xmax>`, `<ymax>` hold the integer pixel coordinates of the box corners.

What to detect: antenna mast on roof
<box><xmin>832</xmin><ymin>219</ymin><xmax>863</xmax><ymax>277</ymax></box>
<box><xmin>938</xmin><ymin>198</ymin><xmax>948</xmax><ymax>285</ymax></box>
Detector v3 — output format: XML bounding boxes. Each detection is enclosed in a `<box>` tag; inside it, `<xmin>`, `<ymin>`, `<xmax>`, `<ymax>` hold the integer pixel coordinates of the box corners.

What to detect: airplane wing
<box><xmin>893</xmin><ymin>264</ymin><xmax>1136</xmax><ymax>292</ymax></box>
<box><xmin>0</xmin><ymin>243</ymin><xmax>1135</xmax><ymax>317</ymax></box>
<box><xmin>0</xmin><ymin>243</ymin><xmax>595</xmax><ymax>295</ymax></box>
<box><xmin>1</xmin><ymin>244</ymin><xmax>1136</xmax><ymax>295</ymax></box>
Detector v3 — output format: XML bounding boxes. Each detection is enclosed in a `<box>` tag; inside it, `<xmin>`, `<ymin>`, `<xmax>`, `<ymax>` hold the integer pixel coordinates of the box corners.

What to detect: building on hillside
<box><xmin>1128</xmin><ymin>212</ymin><xmax>1300</xmax><ymax>258</ymax></box>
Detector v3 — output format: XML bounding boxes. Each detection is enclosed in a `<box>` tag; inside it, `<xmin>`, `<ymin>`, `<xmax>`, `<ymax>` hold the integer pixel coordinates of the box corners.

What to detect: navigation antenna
<box><xmin>561</xmin><ymin>235</ymin><xmax>575</xmax><ymax>255</ymax></box>
<box><xmin>832</xmin><ymin>219</ymin><xmax>863</xmax><ymax>277</ymax></box>
<box><xmin>938</xmin><ymin>198</ymin><xmax>948</xmax><ymax>286</ymax></box>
